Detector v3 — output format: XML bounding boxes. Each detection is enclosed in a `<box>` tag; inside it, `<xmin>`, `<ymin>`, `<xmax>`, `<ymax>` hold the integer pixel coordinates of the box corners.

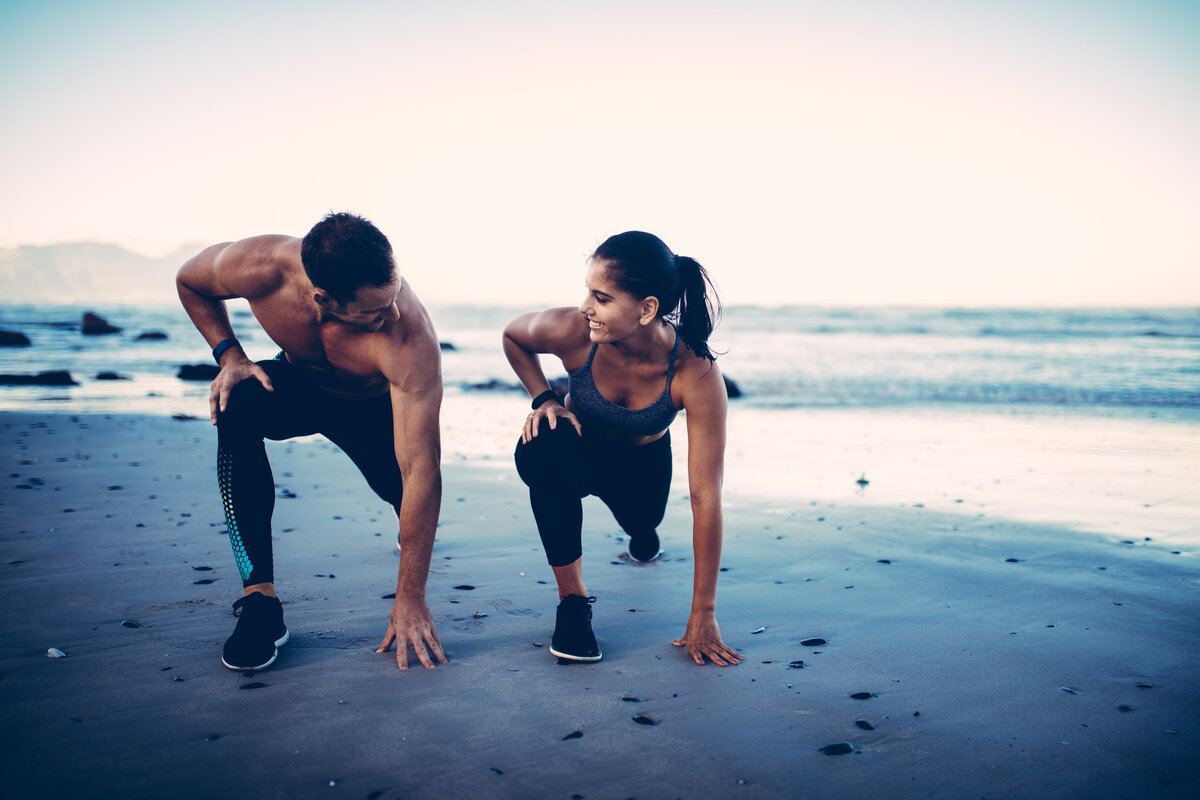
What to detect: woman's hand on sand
<box><xmin>673</xmin><ymin>610</ymin><xmax>745</xmax><ymax>667</ymax></box>
<box><xmin>377</xmin><ymin>595</ymin><xmax>448</xmax><ymax>670</ymax></box>
<box><xmin>208</xmin><ymin>357</ymin><xmax>273</xmax><ymax>424</ymax></box>
<box><xmin>522</xmin><ymin>401</ymin><xmax>581</xmax><ymax>444</ymax></box>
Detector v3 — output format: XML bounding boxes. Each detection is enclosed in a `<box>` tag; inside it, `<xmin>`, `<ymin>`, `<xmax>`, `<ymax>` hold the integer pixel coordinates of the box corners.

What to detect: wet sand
<box><xmin>1</xmin><ymin>410</ymin><xmax>1198</xmax><ymax>799</ymax></box>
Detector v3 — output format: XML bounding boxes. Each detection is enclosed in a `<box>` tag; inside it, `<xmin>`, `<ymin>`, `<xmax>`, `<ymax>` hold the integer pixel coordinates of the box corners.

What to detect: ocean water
<box><xmin>0</xmin><ymin>302</ymin><xmax>1196</xmax><ymax>413</ymax></box>
<box><xmin>3</xmin><ymin>301</ymin><xmax>1198</xmax><ymax>544</ymax></box>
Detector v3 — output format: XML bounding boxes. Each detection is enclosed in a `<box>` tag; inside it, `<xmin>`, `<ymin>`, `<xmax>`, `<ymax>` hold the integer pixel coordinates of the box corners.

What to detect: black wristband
<box><xmin>212</xmin><ymin>337</ymin><xmax>240</xmax><ymax>364</ymax></box>
<box><xmin>531</xmin><ymin>389</ymin><xmax>561</xmax><ymax>409</ymax></box>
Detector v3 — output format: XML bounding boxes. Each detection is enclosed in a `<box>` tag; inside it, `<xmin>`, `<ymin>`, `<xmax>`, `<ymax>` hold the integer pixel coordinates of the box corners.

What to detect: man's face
<box><xmin>329</xmin><ymin>281</ymin><xmax>401</xmax><ymax>332</ymax></box>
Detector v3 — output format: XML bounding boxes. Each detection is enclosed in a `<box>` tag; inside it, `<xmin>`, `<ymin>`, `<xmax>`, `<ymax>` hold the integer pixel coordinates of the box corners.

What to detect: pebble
<box><xmin>819</xmin><ymin>742</ymin><xmax>855</xmax><ymax>756</ymax></box>
<box><xmin>46</xmin><ymin>648</ymin><xmax>66</xmax><ymax>658</ymax></box>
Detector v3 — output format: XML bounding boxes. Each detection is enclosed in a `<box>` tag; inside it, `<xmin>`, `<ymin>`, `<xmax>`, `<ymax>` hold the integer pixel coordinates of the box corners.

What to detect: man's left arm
<box><xmin>375</xmin><ymin>331</ymin><xmax>447</xmax><ymax>670</ymax></box>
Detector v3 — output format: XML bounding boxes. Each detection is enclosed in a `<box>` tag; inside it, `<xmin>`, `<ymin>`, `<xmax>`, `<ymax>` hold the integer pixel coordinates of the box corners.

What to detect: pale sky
<box><xmin>2</xmin><ymin>0</ymin><xmax>1197</xmax><ymax>306</ymax></box>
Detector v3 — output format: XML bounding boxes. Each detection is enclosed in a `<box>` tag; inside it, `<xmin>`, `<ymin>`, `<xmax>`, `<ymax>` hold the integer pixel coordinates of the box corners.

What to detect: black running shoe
<box><xmin>221</xmin><ymin>592</ymin><xmax>289</xmax><ymax>671</ymax></box>
<box><xmin>550</xmin><ymin>594</ymin><xmax>602</xmax><ymax>662</ymax></box>
<box><xmin>626</xmin><ymin>530</ymin><xmax>662</xmax><ymax>563</ymax></box>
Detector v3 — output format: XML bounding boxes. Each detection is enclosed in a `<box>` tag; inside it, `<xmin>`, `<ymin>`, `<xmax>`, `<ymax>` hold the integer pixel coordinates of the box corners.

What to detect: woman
<box><xmin>502</xmin><ymin>231</ymin><xmax>743</xmax><ymax>667</ymax></box>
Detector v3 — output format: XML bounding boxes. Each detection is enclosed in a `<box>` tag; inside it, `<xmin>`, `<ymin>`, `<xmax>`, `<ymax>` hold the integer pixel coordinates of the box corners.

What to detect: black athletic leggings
<box><xmin>514</xmin><ymin>419</ymin><xmax>672</xmax><ymax>568</ymax></box>
<box><xmin>216</xmin><ymin>359</ymin><xmax>403</xmax><ymax>587</ymax></box>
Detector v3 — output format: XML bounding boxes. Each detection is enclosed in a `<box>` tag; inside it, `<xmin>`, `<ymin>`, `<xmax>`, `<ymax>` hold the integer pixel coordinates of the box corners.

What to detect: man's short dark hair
<box><xmin>300</xmin><ymin>212</ymin><xmax>396</xmax><ymax>304</ymax></box>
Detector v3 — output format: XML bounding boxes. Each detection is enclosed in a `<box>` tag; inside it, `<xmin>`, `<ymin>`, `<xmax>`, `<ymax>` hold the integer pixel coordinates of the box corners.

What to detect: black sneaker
<box><xmin>221</xmin><ymin>592</ymin><xmax>289</xmax><ymax>671</ymax></box>
<box><xmin>549</xmin><ymin>594</ymin><xmax>601</xmax><ymax>662</ymax></box>
<box><xmin>626</xmin><ymin>530</ymin><xmax>662</xmax><ymax>563</ymax></box>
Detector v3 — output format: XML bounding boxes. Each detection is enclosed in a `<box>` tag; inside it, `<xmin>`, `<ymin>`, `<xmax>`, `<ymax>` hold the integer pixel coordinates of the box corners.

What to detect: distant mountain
<box><xmin>0</xmin><ymin>242</ymin><xmax>205</xmax><ymax>304</ymax></box>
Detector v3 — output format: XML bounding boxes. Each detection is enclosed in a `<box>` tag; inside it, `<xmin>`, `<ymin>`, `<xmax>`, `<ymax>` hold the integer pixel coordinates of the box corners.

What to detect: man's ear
<box><xmin>313</xmin><ymin>288</ymin><xmax>337</xmax><ymax>311</ymax></box>
<box><xmin>639</xmin><ymin>296</ymin><xmax>660</xmax><ymax>325</ymax></box>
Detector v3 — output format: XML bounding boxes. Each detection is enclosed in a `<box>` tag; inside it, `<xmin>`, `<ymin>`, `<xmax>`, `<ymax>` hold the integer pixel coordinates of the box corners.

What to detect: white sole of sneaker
<box><xmin>220</xmin><ymin>627</ymin><xmax>290</xmax><ymax>671</ymax></box>
<box><xmin>221</xmin><ymin>648</ymin><xmax>278</xmax><ymax>671</ymax></box>
<box><xmin>548</xmin><ymin>645</ymin><xmax>603</xmax><ymax>662</ymax></box>
<box><xmin>625</xmin><ymin>546</ymin><xmax>663</xmax><ymax>564</ymax></box>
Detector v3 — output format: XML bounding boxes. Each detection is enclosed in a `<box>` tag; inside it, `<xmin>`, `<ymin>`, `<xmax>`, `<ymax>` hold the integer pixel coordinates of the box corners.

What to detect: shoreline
<box><xmin>2</xmin><ymin>410</ymin><xmax>1198</xmax><ymax>798</ymax></box>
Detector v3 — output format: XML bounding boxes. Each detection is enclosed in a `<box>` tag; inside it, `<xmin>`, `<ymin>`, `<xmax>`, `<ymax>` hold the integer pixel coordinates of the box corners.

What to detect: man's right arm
<box><xmin>176</xmin><ymin>237</ymin><xmax>285</xmax><ymax>423</ymax></box>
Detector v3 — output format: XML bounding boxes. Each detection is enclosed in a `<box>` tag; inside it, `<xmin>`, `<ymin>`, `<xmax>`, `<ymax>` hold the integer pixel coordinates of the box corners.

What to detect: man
<box><xmin>176</xmin><ymin>212</ymin><xmax>446</xmax><ymax>671</ymax></box>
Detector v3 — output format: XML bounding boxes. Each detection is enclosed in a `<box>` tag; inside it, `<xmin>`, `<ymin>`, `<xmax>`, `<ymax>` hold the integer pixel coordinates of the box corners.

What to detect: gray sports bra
<box><xmin>568</xmin><ymin>329</ymin><xmax>681</xmax><ymax>436</ymax></box>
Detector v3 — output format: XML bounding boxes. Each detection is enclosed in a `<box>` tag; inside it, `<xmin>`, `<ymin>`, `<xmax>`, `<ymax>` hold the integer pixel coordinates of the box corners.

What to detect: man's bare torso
<box><xmin>238</xmin><ymin>239</ymin><xmax>406</xmax><ymax>398</ymax></box>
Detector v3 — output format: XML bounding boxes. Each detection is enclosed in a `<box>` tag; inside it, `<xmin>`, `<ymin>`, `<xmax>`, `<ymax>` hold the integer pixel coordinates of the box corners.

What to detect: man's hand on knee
<box><xmin>209</xmin><ymin>358</ymin><xmax>274</xmax><ymax>424</ymax></box>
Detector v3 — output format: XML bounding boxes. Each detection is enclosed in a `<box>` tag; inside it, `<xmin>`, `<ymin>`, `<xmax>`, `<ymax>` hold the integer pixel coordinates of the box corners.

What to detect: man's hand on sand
<box><xmin>377</xmin><ymin>595</ymin><xmax>447</xmax><ymax>670</ymax></box>
<box><xmin>672</xmin><ymin>610</ymin><xmax>745</xmax><ymax>667</ymax></box>
<box><xmin>208</xmin><ymin>357</ymin><xmax>273</xmax><ymax>424</ymax></box>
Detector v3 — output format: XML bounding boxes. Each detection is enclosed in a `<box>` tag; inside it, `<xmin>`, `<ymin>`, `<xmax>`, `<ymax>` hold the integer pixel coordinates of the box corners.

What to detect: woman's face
<box><xmin>578</xmin><ymin>260</ymin><xmax>648</xmax><ymax>343</ymax></box>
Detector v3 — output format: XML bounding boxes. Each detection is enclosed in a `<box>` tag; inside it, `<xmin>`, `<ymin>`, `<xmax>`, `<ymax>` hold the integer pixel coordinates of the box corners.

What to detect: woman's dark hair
<box><xmin>300</xmin><ymin>212</ymin><xmax>396</xmax><ymax>304</ymax></box>
<box><xmin>592</xmin><ymin>231</ymin><xmax>721</xmax><ymax>361</ymax></box>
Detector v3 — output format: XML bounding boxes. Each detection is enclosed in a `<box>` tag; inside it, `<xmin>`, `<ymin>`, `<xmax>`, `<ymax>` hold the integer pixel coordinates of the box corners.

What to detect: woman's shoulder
<box><xmin>673</xmin><ymin>342</ymin><xmax>725</xmax><ymax>399</ymax></box>
<box><xmin>513</xmin><ymin>307</ymin><xmax>591</xmax><ymax>361</ymax></box>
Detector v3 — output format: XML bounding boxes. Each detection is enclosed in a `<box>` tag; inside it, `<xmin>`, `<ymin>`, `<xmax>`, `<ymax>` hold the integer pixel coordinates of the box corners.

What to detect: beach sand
<box><xmin>2</xmin><ymin>407</ymin><xmax>1198</xmax><ymax>799</ymax></box>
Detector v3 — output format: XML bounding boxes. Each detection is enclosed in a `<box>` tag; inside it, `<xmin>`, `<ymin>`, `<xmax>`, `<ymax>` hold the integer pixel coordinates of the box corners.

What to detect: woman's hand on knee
<box><xmin>522</xmin><ymin>402</ymin><xmax>581</xmax><ymax>444</ymax></box>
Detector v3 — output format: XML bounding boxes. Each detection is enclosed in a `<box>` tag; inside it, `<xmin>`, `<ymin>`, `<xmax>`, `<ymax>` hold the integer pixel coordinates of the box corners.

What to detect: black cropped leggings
<box><xmin>514</xmin><ymin>420</ymin><xmax>672</xmax><ymax>568</ymax></box>
<box><xmin>215</xmin><ymin>359</ymin><xmax>403</xmax><ymax>587</ymax></box>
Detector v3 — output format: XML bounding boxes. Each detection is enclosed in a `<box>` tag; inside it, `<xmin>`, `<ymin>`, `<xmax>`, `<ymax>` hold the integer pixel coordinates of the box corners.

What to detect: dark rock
<box><xmin>82</xmin><ymin>312</ymin><xmax>122</xmax><ymax>335</ymax></box>
<box><xmin>0</xmin><ymin>370</ymin><xmax>79</xmax><ymax>386</ymax></box>
<box><xmin>94</xmin><ymin>371</ymin><xmax>129</xmax><ymax>381</ymax></box>
<box><xmin>135</xmin><ymin>331</ymin><xmax>168</xmax><ymax>341</ymax></box>
<box><xmin>464</xmin><ymin>379</ymin><xmax>522</xmax><ymax>392</ymax></box>
<box><xmin>724</xmin><ymin>375</ymin><xmax>742</xmax><ymax>398</ymax></box>
<box><xmin>0</xmin><ymin>329</ymin><xmax>31</xmax><ymax>347</ymax></box>
<box><xmin>177</xmin><ymin>364</ymin><xmax>220</xmax><ymax>381</ymax></box>
<box><xmin>439</xmin><ymin>341</ymin><xmax>457</xmax><ymax>351</ymax></box>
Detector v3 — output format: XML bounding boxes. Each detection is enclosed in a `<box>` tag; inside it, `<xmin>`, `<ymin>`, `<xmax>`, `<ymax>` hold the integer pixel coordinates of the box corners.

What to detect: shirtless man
<box><xmin>176</xmin><ymin>212</ymin><xmax>446</xmax><ymax>672</ymax></box>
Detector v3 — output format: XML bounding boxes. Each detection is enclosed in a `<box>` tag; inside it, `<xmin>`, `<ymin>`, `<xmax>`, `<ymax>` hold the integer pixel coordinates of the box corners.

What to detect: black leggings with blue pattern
<box><xmin>216</xmin><ymin>359</ymin><xmax>403</xmax><ymax>587</ymax></box>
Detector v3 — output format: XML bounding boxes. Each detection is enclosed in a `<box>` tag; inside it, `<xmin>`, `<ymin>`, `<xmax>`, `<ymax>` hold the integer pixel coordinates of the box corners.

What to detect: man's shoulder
<box><xmin>392</xmin><ymin>285</ymin><xmax>440</xmax><ymax>351</ymax></box>
<box><xmin>221</xmin><ymin>235</ymin><xmax>301</xmax><ymax>271</ymax></box>
<box><xmin>215</xmin><ymin>236</ymin><xmax>302</xmax><ymax>298</ymax></box>
<box><xmin>369</xmin><ymin>284</ymin><xmax>441</xmax><ymax>384</ymax></box>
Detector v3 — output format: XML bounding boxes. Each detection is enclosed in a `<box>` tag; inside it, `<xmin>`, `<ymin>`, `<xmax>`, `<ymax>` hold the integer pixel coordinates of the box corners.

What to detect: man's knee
<box><xmin>216</xmin><ymin>374</ymin><xmax>277</xmax><ymax>437</ymax></box>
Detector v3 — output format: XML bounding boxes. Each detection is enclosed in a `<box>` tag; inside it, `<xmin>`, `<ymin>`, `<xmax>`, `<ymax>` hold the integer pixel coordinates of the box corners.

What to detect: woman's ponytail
<box><xmin>672</xmin><ymin>255</ymin><xmax>720</xmax><ymax>362</ymax></box>
<box><xmin>592</xmin><ymin>231</ymin><xmax>721</xmax><ymax>361</ymax></box>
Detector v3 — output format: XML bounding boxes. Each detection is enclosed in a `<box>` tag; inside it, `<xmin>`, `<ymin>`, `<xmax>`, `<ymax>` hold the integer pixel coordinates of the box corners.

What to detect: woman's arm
<box><xmin>502</xmin><ymin>308</ymin><xmax>587</xmax><ymax>441</ymax></box>
<box><xmin>672</xmin><ymin>359</ymin><xmax>744</xmax><ymax>666</ymax></box>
